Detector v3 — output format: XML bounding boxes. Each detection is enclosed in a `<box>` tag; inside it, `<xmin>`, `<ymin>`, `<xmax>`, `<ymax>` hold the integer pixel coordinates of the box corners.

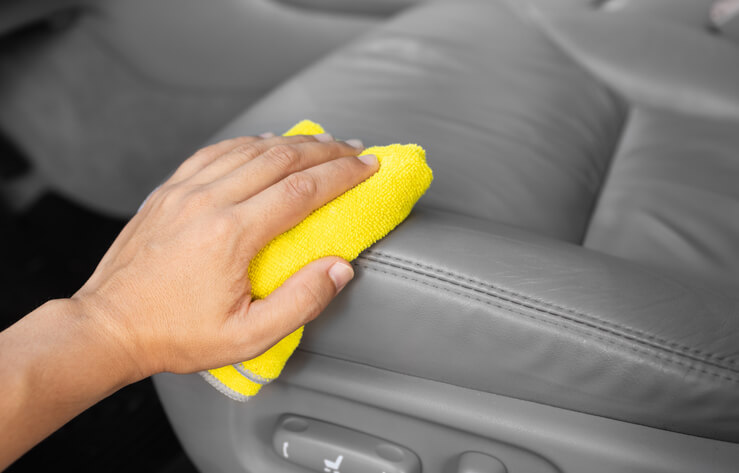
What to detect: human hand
<box><xmin>70</xmin><ymin>133</ymin><xmax>378</xmax><ymax>381</ymax></box>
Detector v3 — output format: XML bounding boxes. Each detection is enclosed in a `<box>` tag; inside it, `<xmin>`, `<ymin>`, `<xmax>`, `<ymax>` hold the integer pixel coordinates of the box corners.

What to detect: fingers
<box><xmin>188</xmin><ymin>134</ymin><xmax>336</xmax><ymax>185</ymax></box>
<box><xmin>167</xmin><ymin>136</ymin><xmax>262</xmax><ymax>185</ymax></box>
<box><xmin>232</xmin><ymin>257</ymin><xmax>354</xmax><ymax>358</ymax></box>
<box><xmin>208</xmin><ymin>139</ymin><xmax>365</xmax><ymax>203</ymax></box>
<box><xmin>166</xmin><ymin>133</ymin><xmax>329</xmax><ymax>185</ymax></box>
<box><xmin>238</xmin><ymin>153</ymin><xmax>379</xmax><ymax>253</ymax></box>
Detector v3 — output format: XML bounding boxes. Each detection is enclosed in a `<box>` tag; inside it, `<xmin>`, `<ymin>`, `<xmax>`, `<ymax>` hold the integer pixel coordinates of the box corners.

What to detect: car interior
<box><xmin>2</xmin><ymin>0</ymin><xmax>739</xmax><ymax>472</ymax></box>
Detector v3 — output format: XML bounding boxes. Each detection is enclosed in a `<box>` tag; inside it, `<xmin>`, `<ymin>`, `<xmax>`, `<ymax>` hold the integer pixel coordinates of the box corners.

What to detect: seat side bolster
<box><xmin>301</xmin><ymin>208</ymin><xmax>739</xmax><ymax>442</ymax></box>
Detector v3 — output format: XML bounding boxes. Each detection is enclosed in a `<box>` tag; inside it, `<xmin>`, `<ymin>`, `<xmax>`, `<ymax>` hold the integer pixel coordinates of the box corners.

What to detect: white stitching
<box><xmin>363</xmin><ymin>250</ymin><xmax>739</xmax><ymax>367</ymax></box>
<box><xmin>354</xmin><ymin>260</ymin><xmax>739</xmax><ymax>384</ymax></box>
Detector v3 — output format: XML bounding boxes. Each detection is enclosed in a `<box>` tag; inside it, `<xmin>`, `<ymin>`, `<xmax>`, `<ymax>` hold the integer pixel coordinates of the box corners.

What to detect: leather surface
<box><xmin>536</xmin><ymin>9</ymin><xmax>739</xmax><ymax>120</ymax></box>
<box><xmin>585</xmin><ymin>108</ymin><xmax>739</xmax><ymax>287</ymax></box>
<box><xmin>589</xmin><ymin>0</ymin><xmax>715</xmax><ymax>27</ymax></box>
<box><xmin>211</xmin><ymin>0</ymin><xmax>628</xmax><ymax>243</ymax></box>
<box><xmin>304</xmin><ymin>209</ymin><xmax>739</xmax><ymax>441</ymax></box>
<box><xmin>275</xmin><ymin>0</ymin><xmax>423</xmax><ymax>17</ymax></box>
<box><xmin>204</xmin><ymin>0</ymin><xmax>739</xmax><ymax>440</ymax></box>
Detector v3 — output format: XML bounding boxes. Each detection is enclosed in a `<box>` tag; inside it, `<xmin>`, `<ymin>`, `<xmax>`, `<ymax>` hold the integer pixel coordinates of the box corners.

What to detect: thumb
<box><xmin>241</xmin><ymin>256</ymin><xmax>354</xmax><ymax>354</ymax></box>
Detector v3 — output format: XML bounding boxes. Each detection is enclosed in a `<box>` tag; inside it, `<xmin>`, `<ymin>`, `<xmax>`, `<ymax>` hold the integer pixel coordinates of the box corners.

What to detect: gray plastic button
<box><xmin>273</xmin><ymin>415</ymin><xmax>421</xmax><ymax>473</ymax></box>
<box><xmin>457</xmin><ymin>452</ymin><xmax>507</xmax><ymax>473</ymax></box>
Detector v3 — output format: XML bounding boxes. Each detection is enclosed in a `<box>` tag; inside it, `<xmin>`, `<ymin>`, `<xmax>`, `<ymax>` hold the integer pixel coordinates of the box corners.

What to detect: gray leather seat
<box><xmin>155</xmin><ymin>0</ymin><xmax>739</xmax><ymax>470</ymax></box>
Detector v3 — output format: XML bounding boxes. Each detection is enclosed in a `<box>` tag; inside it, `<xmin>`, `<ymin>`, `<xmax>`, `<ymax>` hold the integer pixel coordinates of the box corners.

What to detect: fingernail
<box><xmin>357</xmin><ymin>154</ymin><xmax>378</xmax><ymax>166</ymax></box>
<box><xmin>345</xmin><ymin>138</ymin><xmax>364</xmax><ymax>149</ymax></box>
<box><xmin>259</xmin><ymin>132</ymin><xmax>275</xmax><ymax>138</ymax></box>
<box><xmin>314</xmin><ymin>133</ymin><xmax>334</xmax><ymax>143</ymax></box>
<box><xmin>328</xmin><ymin>262</ymin><xmax>354</xmax><ymax>293</ymax></box>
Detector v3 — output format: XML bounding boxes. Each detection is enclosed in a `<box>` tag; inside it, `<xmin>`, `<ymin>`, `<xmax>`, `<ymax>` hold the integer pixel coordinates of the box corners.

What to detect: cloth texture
<box><xmin>200</xmin><ymin>120</ymin><xmax>432</xmax><ymax>401</ymax></box>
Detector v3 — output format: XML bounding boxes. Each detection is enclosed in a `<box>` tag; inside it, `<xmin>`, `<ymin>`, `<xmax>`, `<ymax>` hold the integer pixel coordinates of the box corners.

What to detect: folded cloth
<box><xmin>200</xmin><ymin>120</ymin><xmax>433</xmax><ymax>401</ymax></box>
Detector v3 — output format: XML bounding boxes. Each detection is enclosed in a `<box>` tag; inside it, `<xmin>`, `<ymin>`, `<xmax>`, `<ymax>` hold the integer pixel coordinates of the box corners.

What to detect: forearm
<box><xmin>0</xmin><ymin>133</ymin><xmax>368</xmax><ymax>469</ymax></box>
<box><xmin>0</xmin><ymin>299</ymin><xmax>140</xmax><ymax>470</ymax></box>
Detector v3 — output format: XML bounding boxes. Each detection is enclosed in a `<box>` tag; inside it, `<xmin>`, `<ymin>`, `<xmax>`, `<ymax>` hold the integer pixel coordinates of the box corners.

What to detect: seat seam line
<box><xmin>355</xmin><ymin>261</ymin><xmax>739</xmax><ymax>384</ymax></box>
<box><xmin>580</xmin><ymin>106</ymin><xmax>634</xmax><ymax>245</ymax></box>
<box><xmin>360</xmin><ymin>251</ymin><xmax>739</xmax><ymax>370</ymax></box>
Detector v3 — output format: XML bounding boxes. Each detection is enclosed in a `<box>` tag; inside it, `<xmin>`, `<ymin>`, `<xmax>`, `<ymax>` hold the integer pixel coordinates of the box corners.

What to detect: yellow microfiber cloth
<box><xmin>200</xmin><ymin>120</ymin><xmax>432</xmax><ymax>401</ymax></box>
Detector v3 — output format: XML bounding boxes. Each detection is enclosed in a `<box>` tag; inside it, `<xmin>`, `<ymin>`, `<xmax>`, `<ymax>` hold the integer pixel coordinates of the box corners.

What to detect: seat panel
<box><xmin>585</xmin><ymin>108</ymin><xmax>739</xmax><ymax>287</ymax></box>
<box><xmin>212</xmin><ymin>0</ymin><xmax>628</xmax><ymax>243</ymax></box>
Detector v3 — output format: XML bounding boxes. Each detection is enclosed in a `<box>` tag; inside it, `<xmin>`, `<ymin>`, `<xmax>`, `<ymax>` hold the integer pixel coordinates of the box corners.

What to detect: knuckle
<box><xmin>218</xmin><ymin>137</ymin><xmax>245</xmax><ymax>148</ymax></box>
<box><xmin>157</xmin><ymin>184</ymin><xmax>189</xmax><ymax>208</ymax></box>
<box><xmin>210</xmin><ymin>210</ymin><xmax>240</xmax><ymax>237</ymax></box>
<box><xmin>189</xmin><ymin>144</ymin><xmax>217</xmax><ymax>160</ymax></box>
<box><xmin>176</xmin><ymin>186</ymin><xmax>216</xmax><ymax>214</ymax></box>
<box><xmin>229</xmin><ymin>143</ymin><xmax>260</xmax><ymax>162</ymax></box>
<box><xmin>195</xmin><ymin>186</ymin><xmax>218</xmax><ymax>204</ymax></box>
<box><xmin>267</xmin><ymin>145</ymin><xmax>301</xmax><ymax>172</ymax></box>
<box><xmin>282</xmin><ymin>172</ymin><xmax>317</xmax><ymax>200</ymax></box>
<box><xmin>170</xmin><ymin>151</ymin><xmax>210</xmax><ymax>180</ymax></box>
<box><xmin>175</xmin><ymin>155</ymin><xmax>201</xmax><ymax>175</ymax></box>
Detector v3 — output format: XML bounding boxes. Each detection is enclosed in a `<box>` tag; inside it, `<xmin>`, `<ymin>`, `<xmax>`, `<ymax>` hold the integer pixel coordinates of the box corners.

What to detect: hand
<box><xmin>71</xmin><ymin>133</ymin><xmax>378</xmax><ymax>381</ymax></box>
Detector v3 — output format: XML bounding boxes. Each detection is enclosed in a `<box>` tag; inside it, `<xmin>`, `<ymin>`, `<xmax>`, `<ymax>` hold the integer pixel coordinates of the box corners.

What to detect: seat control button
<box><xmin>273</xmin><ymin>415</ymin><xmax>421</xmax><ymax>473</ymax></box>
<box><xmin>457</xmin><ymin>452</ymin><xmax>507</xmax><ymax>473</ymax></box>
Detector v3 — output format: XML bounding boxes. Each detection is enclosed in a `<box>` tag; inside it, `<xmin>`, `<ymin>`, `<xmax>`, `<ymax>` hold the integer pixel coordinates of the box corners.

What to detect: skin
<box><xmin>0</xmin><ymin>132</ymin><xmax>378</xmax><ymax>470</ymax></box>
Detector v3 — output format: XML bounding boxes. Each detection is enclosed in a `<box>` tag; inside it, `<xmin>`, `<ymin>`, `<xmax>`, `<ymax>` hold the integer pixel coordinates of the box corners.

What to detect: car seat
<box><xmin>154</xmin><ymin>0</ymin><xmax>739</xmax><ymax>471</ymax></box>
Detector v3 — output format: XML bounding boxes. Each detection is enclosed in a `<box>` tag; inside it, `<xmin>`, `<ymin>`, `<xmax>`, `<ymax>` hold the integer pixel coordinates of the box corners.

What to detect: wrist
<box><xmin>0</xmin><ymin>297</ymin><xmax>145</xmax><ymax>466</ymax></box>
<box><xmin>54</xmin><ymin>297</ymin><xmax>147</xmax><ymax>386</ymax></box>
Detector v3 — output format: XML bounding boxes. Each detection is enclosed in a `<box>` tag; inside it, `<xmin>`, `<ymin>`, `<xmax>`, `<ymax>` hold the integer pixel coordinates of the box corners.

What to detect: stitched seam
<box><xmin>355</xmin><ymin>262</ymin><xmax>739</xmax><ymax>384</ymax></box>
<box><xmin>362</xmin><ymin>252</ymin><xmax>738</xmax><ymax>370</ymax></box>
<box><xmin>363</xmin><ymin>250</ymin><xmax>738</xmax><ymax>367</ymax></box>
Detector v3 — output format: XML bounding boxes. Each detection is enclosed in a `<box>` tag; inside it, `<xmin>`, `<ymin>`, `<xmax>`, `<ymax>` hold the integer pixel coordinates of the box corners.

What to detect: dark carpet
<box><xmin>1</xmin><ymin>189</ymin><xmax>198</xmax><ymax>473</ymax></box>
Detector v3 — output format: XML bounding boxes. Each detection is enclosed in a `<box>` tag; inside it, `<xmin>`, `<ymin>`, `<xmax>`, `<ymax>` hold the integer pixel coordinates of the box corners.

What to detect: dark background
<box><xmin>1</xmin><ymin>133</ymin><xmax>198</xmax><ymax>473</ymax></box>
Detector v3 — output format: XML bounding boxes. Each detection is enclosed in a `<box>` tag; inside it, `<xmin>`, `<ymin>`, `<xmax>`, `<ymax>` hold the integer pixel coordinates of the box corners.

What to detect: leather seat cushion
<box><xmin>208</xmin><ymin>0</ymin><xmax>739</xmax><ymax>440</ymax></box>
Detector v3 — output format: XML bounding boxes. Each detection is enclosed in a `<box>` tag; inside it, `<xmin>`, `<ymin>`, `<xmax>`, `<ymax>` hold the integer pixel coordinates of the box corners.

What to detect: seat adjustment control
<box><xmin>273</xmin><ymin>415</ymin><xmax>421</xmax><ymax>473</ymax></box>
<box><xmin>457</xmin><ymin>452</ymin><xmax>507</xmax><ymax>473</ymax></box>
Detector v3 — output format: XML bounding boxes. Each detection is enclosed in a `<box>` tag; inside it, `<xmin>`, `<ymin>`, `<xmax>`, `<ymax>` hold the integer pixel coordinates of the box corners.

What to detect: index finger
<box><xmin>237</xmin><ymin>153</ymin><xmax>379</xmax><ymax>255</ymax></box>
<box><xmin>167</xmin><ymin>136</ymin><xmax>263</xmax><ymax>185</ymax></box>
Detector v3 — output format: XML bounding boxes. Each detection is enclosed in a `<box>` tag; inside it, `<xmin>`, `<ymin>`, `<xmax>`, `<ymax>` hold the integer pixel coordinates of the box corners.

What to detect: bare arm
<box><xmin>0</xmin><ymin>133</ymin><xmax>377</xmax><ymax>469</ymax></box>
